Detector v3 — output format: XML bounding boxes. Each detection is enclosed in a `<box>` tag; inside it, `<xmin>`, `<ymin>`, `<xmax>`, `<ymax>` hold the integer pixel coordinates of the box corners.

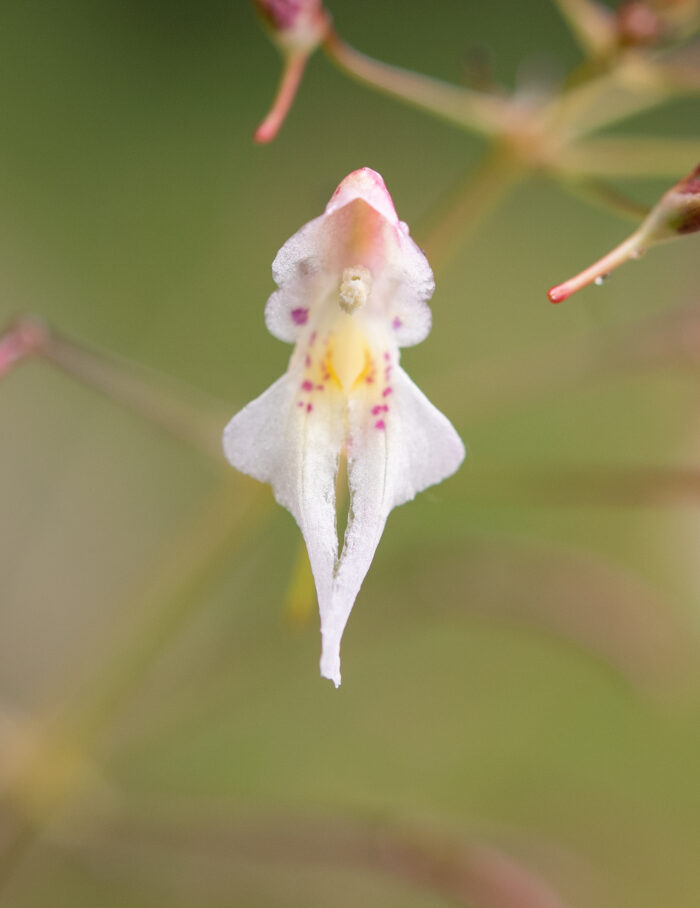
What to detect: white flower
<box><xmin>223</xmin><ymin>168</ymin><xmax>465</xmax><ymax>686</ymax></box>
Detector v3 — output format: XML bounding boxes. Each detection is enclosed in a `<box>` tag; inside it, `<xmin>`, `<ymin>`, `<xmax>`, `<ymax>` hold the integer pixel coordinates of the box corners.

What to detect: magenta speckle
<box><xmin>392</xmin><ymin>317</ymin><xmax>402</xmax><ymax>330</ymax></box>
<box><xmin>301</xmin><ymin>380</ymin><xmax>313</xmax><ymax>391</ymax></box>
<box><xmin>297</xmin><ymin>401</ymin><xmax>304</xmax><ymax>408</ymax></box>
<box><xmin>305</xmin><ymin>355</ymin><xmax>312</xmax><ymax>367</ymax></box>
<box><xmin>291</xmin><ymin>307</ymin><xmax>308</xmax><ymax>326</ymax></box>
<box><xmin>371</xmin><ymin>404</ymin><xmax>389</xmax><ymax>415</ymax></box>
<box><xmin>383</xmin><ymin>352</ymin><xmax>391</xmax><ymax>361</ymax></box>
<box><xmin>306</xmin><ymin>403</ymin><xmax>313</xmax><ymax>413</ymax></box>
<box><xmin>382</xmin><ymin>387</ymin><xmax>393</xmax><ymax>397</ymax></box>
<box><xmin>374</xmin><ymin>419</ymin><xmax>386</xmax><ymax>430</ymax></box>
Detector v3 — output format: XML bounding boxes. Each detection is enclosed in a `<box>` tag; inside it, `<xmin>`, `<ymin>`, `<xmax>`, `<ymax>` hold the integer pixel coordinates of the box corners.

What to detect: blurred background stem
<box><xmin>0</xmin><ymin>477</ymin><xmax>271</xmax><ymax>891</ymax></box>
<box><xmin>418</xmin><ymin>149</ymin><xmax>525</xmax><ymax>274</ymax></box>
<box><xmin>0</xmin><ymin>317</ymin><xmax>231</xmax><ymax>463</ymax></box>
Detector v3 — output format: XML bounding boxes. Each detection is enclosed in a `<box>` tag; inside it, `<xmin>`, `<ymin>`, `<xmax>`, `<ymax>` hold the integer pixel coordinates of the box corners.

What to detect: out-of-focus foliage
<box><xmin>0</xmin><ymin>2</ymin><xmax>699</xmax><ymax>907</ymax></box>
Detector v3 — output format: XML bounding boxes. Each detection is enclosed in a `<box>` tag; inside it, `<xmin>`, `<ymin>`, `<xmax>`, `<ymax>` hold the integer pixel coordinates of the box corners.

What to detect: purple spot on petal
<box><xmin>291</xmin><ymin>307</ymin><xmax>308</xmax><ymax>326</ymax></box>
<box><xmin>383</xmin><ymin>352</ymin><xmax>391</xmax><ymax>361</ymax></box>
<box><xmin>306</xmin><ymin>403</ymin><xmax>313</xmax><ymax>412</ymax></box>
<box><xmin>301</xmin><ymin>380</ymin><xmax>313</xmax><ymax>391</ymax></box>
<box><xmin>374</xmin><ymin>420</ymin><xmax>386</xmax><ymax>430</ymax></box>
<box><xmin>382</xmin><ymin>387</ymin><xmax>393</xmax><ymax>397</ymax></box>
<box><xmin>392</xmin><ymin>317</ymin><xmax>402</xmax><ymax>330</ymax></box>
<box><xmin>371</xmin><ymin>405</ymin><xmax>383</xmax><ymax>415</ymax></box>
<box><xmin>305</xmin><ymin>355</ymin><xmax>312</xmax><ymax>367</ymax></box>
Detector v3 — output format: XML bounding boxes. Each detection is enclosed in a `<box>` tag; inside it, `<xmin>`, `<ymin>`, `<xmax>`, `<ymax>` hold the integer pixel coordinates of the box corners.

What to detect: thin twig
<box><xmin>323</xmin><ymin>29</ymin><xmax>512</xmax><ymax>138</ymax></box>
<box><xmin>62</xmin><ymin>807</ymin><xmax>571</xmax><ymax>908</ymax></box>
<box><xmin>417</xmin><ymin>149</ymin><xmax>525</xmax><ymax>274</ymax></box>
<box><xmin>0</xmin><ymin>316</ymin><xmax>230</xmax><ymax>462</ymax></box>
<box><xmin>0</xmin><ymin>478</ymin><xmax>271</xmax><ymax>890</ymax></box>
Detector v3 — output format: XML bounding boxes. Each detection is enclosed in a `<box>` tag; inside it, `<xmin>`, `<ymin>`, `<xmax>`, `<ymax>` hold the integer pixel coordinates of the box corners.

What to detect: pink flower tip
<box><xmin>548</xmin><ymin>284</ymin><xmax>571</xmax><ymax>304</ymax></box>
<box><xmin>326</xmin><ymin>168</ymin><xmax>399</xmax><ymax>225</ymax></box>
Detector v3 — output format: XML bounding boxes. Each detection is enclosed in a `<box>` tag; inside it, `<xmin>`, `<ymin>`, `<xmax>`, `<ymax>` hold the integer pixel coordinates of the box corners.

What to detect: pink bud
<box><xmin>667</xmin><ymin>163</ymin><xmax>700</xmax><ymax>235</ymax></box>
<box><xmin>636</xmin><ymin>163</ymin><xmax>700</xmax><ymax>242</ymax></box>
<box><xmin>616</xmin><ymin>1</ymin><xmax>666</xmax><ymax>46</ymax></box>
<box><xmin>252</xmin><ymin>0</ymin><xmax>329</xmax><ymax>53</ymax></box>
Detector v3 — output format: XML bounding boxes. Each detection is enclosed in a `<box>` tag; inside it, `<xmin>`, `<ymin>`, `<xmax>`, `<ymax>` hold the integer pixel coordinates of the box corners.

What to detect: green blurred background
<box><xmin>1</xmin><ymin>1</ymin><xmax>699</xmax><ymax>905</ymax></box>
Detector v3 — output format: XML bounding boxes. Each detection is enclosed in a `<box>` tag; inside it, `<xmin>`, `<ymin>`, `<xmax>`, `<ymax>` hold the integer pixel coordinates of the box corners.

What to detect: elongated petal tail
<box><xmin>223</xmin><ymin>372</ymin><xmax>344</xmax><ymax>613</ymax></box>
<box><xmin>319</xmin><ymin>365</ymin><xmax>465</xmax><ymax>686</ymax></box>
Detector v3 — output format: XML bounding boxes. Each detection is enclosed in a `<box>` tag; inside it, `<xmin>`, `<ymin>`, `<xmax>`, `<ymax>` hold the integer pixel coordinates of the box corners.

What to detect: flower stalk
<box><xmin>549</xmin><ymin>162</ymin><xmax>700</xmax><ymax>301</ymax></box>
<box><xmin>0</xmin><ymin>316</ymin><xmax>229</xmax><ymax>460</ymax></box>
<box><xmin>254</xmin><ymin>52</ymin><xmax>310</xmax><ymax>143</ymax></box>
<box><xmin>251</xmin><ymin>0</ymin><xmax>331</xmax><ymax>142</ymax></box>
<box><xmin>322</xmin><ymin>28</ymin><xmax>513</xmax><ymax>139</ymax></box>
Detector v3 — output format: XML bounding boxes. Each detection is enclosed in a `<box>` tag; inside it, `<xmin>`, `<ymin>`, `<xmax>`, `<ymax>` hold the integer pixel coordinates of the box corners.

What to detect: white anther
<box><xmin>339</xmin><ymin>265</ymin><xmax>372</xmax><ymax>314</ymax></box>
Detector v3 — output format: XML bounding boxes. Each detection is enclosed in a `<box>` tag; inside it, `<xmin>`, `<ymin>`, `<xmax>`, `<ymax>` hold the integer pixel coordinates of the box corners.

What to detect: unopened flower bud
<box><xmin>251</xmin><ymin>0</ymin><xmax>331</xmax><ymax>143</ymax></box>
<box><xmin>252</xmin><ymin>0</ymin><xmax>329</xmax><ymax>55</ymax></box>
<box><xmin>640</xmin><ymin>163</ymin><xmax>700</xmax><ymax>239</ymax></box>
<box><xmin>667</xmin><ymin>164</ymin><xmax>700</xmax><ymax>233</ymax></box>
<box><xmin>616</xmin><ymin>1</ymin><xmax>667</xmax><ymax>46</ymax></box>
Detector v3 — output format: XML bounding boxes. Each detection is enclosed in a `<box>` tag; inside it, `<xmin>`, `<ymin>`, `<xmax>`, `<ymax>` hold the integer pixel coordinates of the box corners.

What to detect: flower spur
<box><xmin>223</xmin><ymin>168</ymin><xmax>464</xmax><ymax>686</ymax></box>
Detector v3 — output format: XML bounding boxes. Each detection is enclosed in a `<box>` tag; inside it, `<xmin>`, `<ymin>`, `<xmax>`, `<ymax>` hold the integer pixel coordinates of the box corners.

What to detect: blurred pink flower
<box><xmin>223</xmin><ymin>169</ymin><xmax>464</xmax><ymax>685</ymax></box>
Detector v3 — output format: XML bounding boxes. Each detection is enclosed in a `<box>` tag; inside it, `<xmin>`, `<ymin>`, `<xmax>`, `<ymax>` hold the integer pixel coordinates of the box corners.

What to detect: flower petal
<box><xmin>265</xmin><ymin>170</ymin><xmax>434</xmax><ymax>347</ymax></box>
<box><xmin>319</xmin><ymin>365</ymin><xmax>465</xmax><ymax>685</ymax></box>
<box><xmin>223</xmin><ymin>370</ymin><xmax>344</xmax><ymax>617</ymax></box>
<box><xmin>326</xmin><ymin>170</ymin><xmax>435</xmax><ymax>347</ymax></box>
<box><xmin>325</xmin><ymin>167</ymin><xmax>400</xmax><ymax>225</ymax></box>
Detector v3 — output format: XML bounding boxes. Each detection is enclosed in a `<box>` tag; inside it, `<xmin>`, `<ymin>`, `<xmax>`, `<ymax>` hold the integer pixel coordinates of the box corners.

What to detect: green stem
<box><xmin>0</xmin><ymin>316</ymin><xmax>230</xmax><ymax>462</ymax></box>
<box><xmin>0</xmin><ymin>478</ymin><xmax>271</xmax><ymax>890</ymax></box>
<box><xmin>544</xmin><ymin>61</ymin><xmax>671</xmax><ymax>140</ymax></box>
<box><xmin>555</xmin><ymin>136</ymin><xmax>700</xmax><ymax>178</ymax></box>
<box><xmin>550</xmin><ymin>0</ymin><xmax>615</xmax><ymax>57</ymax></box>
<box><xmin>417</xmin><ymin>149</ymin><xmax>525</xmax><ymax>274</ymax></box>
<box><xmin>560</xmin><ymin>177</ymin><xmax>650</xmax><ymax>221</ymax></box>
<box><xmin>323</xmin><ymin>29</ymin><xmax>512</xmax><ymax>138</ymax></box>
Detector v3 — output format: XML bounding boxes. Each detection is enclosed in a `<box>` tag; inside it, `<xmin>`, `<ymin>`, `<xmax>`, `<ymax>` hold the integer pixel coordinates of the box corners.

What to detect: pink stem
<box><xmin>254</xmin><ymin>52</ymin><xmax>308</xmax><ymax>144</ymax></box>
<box><xmin>0</xmin><ymin>314</ymin><xmax>227</xmax><ymax>459</ymax></box>
<box><xmin>548</xmin><ymin>231</ymin><xmax>643</xmax><ymax>303</ymax></box>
